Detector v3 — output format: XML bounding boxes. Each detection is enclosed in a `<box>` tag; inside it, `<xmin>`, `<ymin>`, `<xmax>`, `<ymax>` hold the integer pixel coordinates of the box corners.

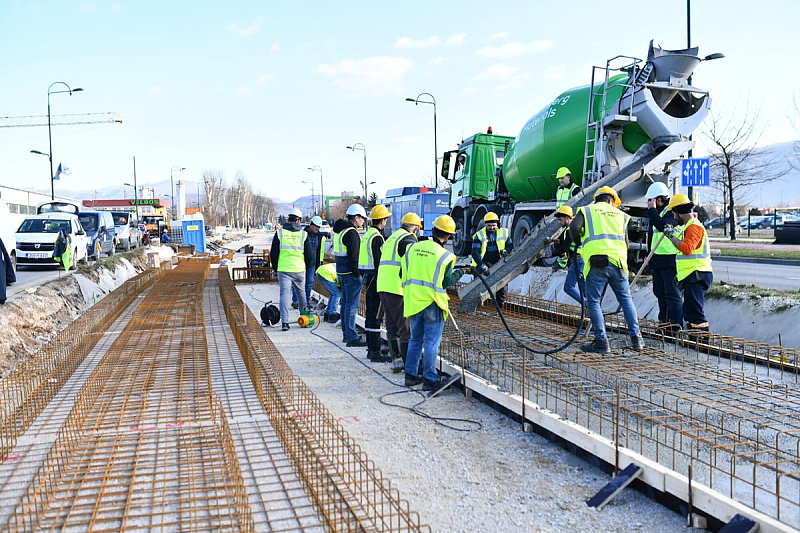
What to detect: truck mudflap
<box><xmin>457</xmin><ymin>141</ymin><xmax>693</xmax><ymax>313</ymax></box>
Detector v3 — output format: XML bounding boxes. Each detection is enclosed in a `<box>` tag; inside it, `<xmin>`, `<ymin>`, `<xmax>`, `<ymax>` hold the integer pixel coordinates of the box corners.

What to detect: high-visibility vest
<box><xmin>470</xmin><ymin>227</ymin><xmax>509</xmax><ymax>266</ymax></box>
<box><xmin>556</xmin><ymin>183</ymin><xmax>579</xmax><ymax>207</ymax></box>
<box><xmin>318</xmin><ymin>235</ymin><xmax>326</xmax><ymax>264</ymax></box>
<box><xmin>675</xmin><ymin>217</ymin><xmax>712</xmax><ymax>281</ymax></box>
<box><xmin>556</xmin><ymin>229</ymin><xmax>582</xmax><ymax>269</ymax></box>
<box><xmin>358</xmin><ymin>227</ymin><xmax>382</xmax><ymax>272</ymax></box>
<box><xmin>651</xmin><ymin>206</ymin><xmax>679</xmax><ymax>256</ymax></box>
<box><xmin>277</xmin><ymin>228</ymin><xmax>307</xmax><ymax>272</ymax></box>
<box><xmin>333</xmin><ymin>226</ymin><xmax>357</xmax><ymax>275</ymax></box>
<box><xmin>316</xmin><ymin>262</ymin><xmax>338</xmax><ymax>285</ymax></box>
<box><xmin>377</xmin><ymin>228</ymin><xmax>416</xmax><ymax>295</ymax></box>
<box><xmin>401</xmin><ymin>239</ymin><xmax>455</xmax><ymax>320</ymax></box>
<box><xmin>578</xmin><ymin>202</ymin><xmax>629</xmax><ymax>278</ymax></box>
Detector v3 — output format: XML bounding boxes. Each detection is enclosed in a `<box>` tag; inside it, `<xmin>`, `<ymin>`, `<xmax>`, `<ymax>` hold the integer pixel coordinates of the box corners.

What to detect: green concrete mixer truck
<box><xmin>443</xmin><ymin>40</ymin><xmax>714</xmax><ymax>263</ymax></box>
<box><xmin>449</xmin><ymin>40</ymin><xmax>719</xmax><ymax>312</ymax></box>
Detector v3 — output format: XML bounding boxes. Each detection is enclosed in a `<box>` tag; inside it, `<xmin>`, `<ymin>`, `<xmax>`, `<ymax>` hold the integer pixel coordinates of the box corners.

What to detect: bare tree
<box><xmin>202</xmin><ymin>169</ymin><xmax>225</xmax><ymax>227</ymax></box>
<box><xmin>329</xmin><ymin>199</ymin><xmax>360</xmax><ymax>221</ymax></box>
<box><xmin>790</xmin><ymin>92</ymin><xmax>800</xmax><ymax>171</ymax></box>
<box><xmin>701</xmin><ymin>103</ymin><xmax>787</xmax><ymax>239</ymax></box>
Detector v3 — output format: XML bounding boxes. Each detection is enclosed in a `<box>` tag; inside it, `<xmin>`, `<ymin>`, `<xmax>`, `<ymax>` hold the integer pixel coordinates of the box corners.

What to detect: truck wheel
<box><xmin>453</xmin><ymin>216</ymin><xmax>472</xmax><ymax>257</ymax></box>
<box><xmin>513</xmin><ymin>215</ymin><xmax>535</xmax><ymax>246</ymax></box>
<box><xmin>10</xmin><ymin>251</ymin><xmax>16</xmax><ymax>273</ymax></box>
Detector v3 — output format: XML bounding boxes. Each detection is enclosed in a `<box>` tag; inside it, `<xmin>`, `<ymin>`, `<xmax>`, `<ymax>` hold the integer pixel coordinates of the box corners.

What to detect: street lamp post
<box><xmin>308</xmin><ymin>165</ymin><xmax>324</xmax><ymax>217</ymax></box>
<box><xmin>126</xmin><ymin>156</ymin><xmax>139</xmax><ymax>222</ymax></box>
<box><xmin>406</xmin><ymin>92</ymin><xmax>438</xmax><ymax>190</ymax></box>
<box><xmin>43</xmin><ymin>82</ymin><xmax>84</xmax><ymax>200</ymax></box>
<box><xmin>302</xmin><ymin>179</ymin><xmax>316</xmax><ymax>215</ymax></box>
<box><xmin>170</xmin><ymin>166</ymin><xmax>185</xmax><ymax>220</ymax></box>
<box><xmin>346</xmin><ymin>144</ymin><xmax>368</xmax><ymax>207</ymax></box>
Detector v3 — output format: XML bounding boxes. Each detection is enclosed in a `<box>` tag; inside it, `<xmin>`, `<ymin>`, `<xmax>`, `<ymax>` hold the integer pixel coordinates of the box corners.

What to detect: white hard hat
<box><xmin>288</xmin><ymin>207</ymin><xmax>303</xmax><ymax>218</ymax></box>
<box><xmin>645</xmin><ymin>182</ymin><xmax>670</xmax><ymax>200</ymax></box>
<box><xmin>346</xmin><ymin>204</ymin><xmax>367</xmax><ymax>217</ymax></box>
<box><xmin>310</xmin><ymin>216</ymin><xmax>323</xmax><ymax>226</ymax></box>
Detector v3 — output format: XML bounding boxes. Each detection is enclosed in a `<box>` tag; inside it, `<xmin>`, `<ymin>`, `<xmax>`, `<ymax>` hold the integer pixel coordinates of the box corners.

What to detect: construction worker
<box><xmin>315</xmin><ymin>262</ymin><xmax>341</xmax><ymax>323</ymax></box>
<box><xmin>645</xmin><ymin>183</ymin><xmax>683</xmax><ymax>332</ymax></box>
<box><xmin>471</xmin><ymin>212</ymin><xmax>513</xmax><ymax>307</ymax></box>
<box><xmin>160</xmin><ymin>229</ymin><xmax>170</xmax><ymax>244</ymax></box>
<box><xmin>569</xmin><ymin>186</ymin><xmax>644</xmax><ymax>353</ymax></box>
<box><xmin>334</xmin><ymin>203</ymin><xmax>368</xmax><ymax>347</ymax></box>
<box><xmin>377</xmin><ymin>212</ymin><xmax>421</xmax><ymax>373</ymax></box>
<box><xmin>292</xmin><ymin>216</ymin><xmax>326</xmax><ymax>309</ymax></box>
<box><xmin>402</xmin><ymin>215</ymin><xmax>463</xmax><ymax>391</ymax></box>
<box><xmin>546</xmin><ymin>206</ymin><xmax>585</xmax><ymax>304</ymax></box>
<box><xmin>664</xmin><ymin>194</ymin><xmax>713</xmax><ymax>332</ymax></box>
<box><xmin>270</xmin><ymin>208</ymin><xmax>313</xmax><ymax>331</ymax></box>
<box><xmin>555</xmin><ymin>166</ymin><xmax>581</xmax><ymax>207</ymax></box>
<box><xmin>360</xmin><ymin>205</ymin><xmax>391</xmax><ymax>362</ymax></box>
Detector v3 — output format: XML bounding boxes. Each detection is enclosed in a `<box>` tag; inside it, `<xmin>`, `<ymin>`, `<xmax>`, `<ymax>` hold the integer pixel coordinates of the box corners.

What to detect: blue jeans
<box><xmin>585</xmin><ymin>263</ymin><xmax>640</xmax><ymax>341</ymax></box>
<box><xmin>278</xmin><ymin>271</ymin><xmax>306</xmax><ymax>325</ymax></box>
<box><xmin>563</xmin><ymin>256</ymin><xmax>586</xmax><ymax>304</ymax></box>
<box><xmin>405</xmin><ymin>303</ymin><xmax>444</xmax><ymax>383</ymax></box>
<box><xmin>683</xmin><ymin>271</ymin><xmax>712</xmax><ymax>327</ymax></box>
<box><xmin>316</xmin><ymin>275</ymin><xmax>341</xmax><ymax>315</ymax></box>
<box><xmin>292</xmin><ymin>264</ymin><xmax>315</xmax><ymax>305</ymax></box>
<box><xmin>652</xmin><ymin>266</ymin><xmax>683</xmax><ymax>327</ymax></box>
<box><xmin>339</xmin><ymin>273</ymin><xmax>363</xmax><ymax>342</ymax></box>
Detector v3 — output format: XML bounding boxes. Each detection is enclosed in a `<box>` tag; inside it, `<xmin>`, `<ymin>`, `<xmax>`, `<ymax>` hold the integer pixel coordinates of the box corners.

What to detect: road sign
<box><xmin>681</xmin><ymin>158</ymin><xmax>710</xmax><ymax>187</ymax></box>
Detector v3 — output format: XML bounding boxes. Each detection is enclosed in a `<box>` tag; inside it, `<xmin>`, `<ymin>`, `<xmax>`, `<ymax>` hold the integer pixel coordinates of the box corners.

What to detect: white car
<box><xmin>0</xmin><ymin>200</ymin><xmax>17</xmax><ymax>272</ymax></box>
<box><xmin>15</xmin><ymin>213</ymin><xmax>89</xmax><ymax>268</ymax></box>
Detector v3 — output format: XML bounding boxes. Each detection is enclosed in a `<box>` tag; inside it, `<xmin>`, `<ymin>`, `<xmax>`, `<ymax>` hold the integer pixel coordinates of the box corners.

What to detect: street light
<box><xmin>308</xmin><ymin>165</ymin><xmax>324</xmax><ymax>218</ymax></box>
<box><xmin>123</xmin><ymin>181</ymin><xmax>138</xmax><ymax>218</ymax></box>
<box><xmin>302</xmin><ymin>179</ymin><xmax>316</xmax><ymax>215</ymax></box>
<box><xmin>406</xmin><ymin>92</ymin><xmax>438</xmax><ymax>190</ymax></box>
<box><xmin>170</xmin><ymin>166</ymin><xmax>185</xmax><ymax>220</ymax></box>
<box><xmin>44</xmin><ymin>82</ymin><xmax>83</xmax><ymax>200</ymax></box>
<box><xmin>346</xmin><ymin>144</ymin><xmax>368</xmax><ymax>207</ymax></box>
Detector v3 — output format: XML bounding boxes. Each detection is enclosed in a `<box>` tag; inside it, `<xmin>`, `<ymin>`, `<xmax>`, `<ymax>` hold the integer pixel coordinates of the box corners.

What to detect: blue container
<box><xmin>181</xmin><ymin>214</ymin><xmax>206</xmax><ymax>253</ymax></box>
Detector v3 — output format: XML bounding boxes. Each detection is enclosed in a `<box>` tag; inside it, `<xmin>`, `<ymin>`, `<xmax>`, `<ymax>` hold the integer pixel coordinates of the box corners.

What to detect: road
<box><xmin>6</xmin><ymin>264</ymin><xmax>70</xmax><ymax>300</ymax></box>
<box><xmin>711</xmin><ymin>259</ymin><xmax>800</xmax><ymax>290</ymax></box>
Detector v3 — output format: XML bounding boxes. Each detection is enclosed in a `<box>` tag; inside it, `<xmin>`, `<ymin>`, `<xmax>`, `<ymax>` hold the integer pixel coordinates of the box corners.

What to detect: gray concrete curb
<box><xmin>712</xmin><ymin>255</ymin><xmax>800</xmax><ymax>267</ymax></box>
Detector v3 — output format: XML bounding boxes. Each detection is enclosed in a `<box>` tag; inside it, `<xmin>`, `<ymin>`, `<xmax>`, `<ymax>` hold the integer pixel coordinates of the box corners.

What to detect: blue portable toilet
<box><xmin>181</xmin><ymin>213</ymin><xmax>206</xmax><ymax>253</ymax></box>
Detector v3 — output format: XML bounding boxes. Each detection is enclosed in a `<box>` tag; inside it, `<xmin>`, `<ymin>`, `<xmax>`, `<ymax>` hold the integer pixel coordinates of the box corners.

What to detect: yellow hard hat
<box><xmin>433</xmin><ymin>215</ymin><xmax>456</xmax><ymax>234</ymax></box>
<box><xmin>400</xmin><ymin>212</ymin><xmax>422</xmax><ymax>227</ymax></box>
<box><xmin>369</xmin><ymin>204</ymin><xmax>391</xmax><ymax>220</ymax></box>
<box><xmin>484</xmin><ymin>211</ymin><xmax>500</xmax><ymax>222</ymax></box>
<box><xmin>667</xmin><ymin>193</ymin><xmax>692</xmax><ymax>211</ymax></box>
<box><xmin>593</xmin><ymin>186</ymin><xmax>621</xmax><ymax>208</ymax></box>
<box><xmin>556</xmin><ymin>167</ymin><xmax>571</xmax><ymax>180</ymax></box>
<box><xmin>555</xmin><ymin>205</ymin><xmax>573</xmax><ymax>218</ymax></box>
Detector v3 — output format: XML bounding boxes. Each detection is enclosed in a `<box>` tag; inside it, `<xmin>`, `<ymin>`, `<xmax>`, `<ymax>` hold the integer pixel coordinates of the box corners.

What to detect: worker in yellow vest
<box><xmin>664</xmin><ymin>194</ymin><xmax>713</xmax><ymax>332</ymax></box>
<box><xmin>645</xmin><ymin>183</ymin><xmax>683</xmax><ymax>332</ymax></box>
<box><xmin>315</xmin><ymin>262</ymin><xmax>340</xmax><ymax>323</ymax></box>
<box><xmin>334</xmin><ymin>203</ymin><xmax>368</xmax><ymax>347</ymax></box>
<box><xmin>555</xmin><ymin>166</ymin><xmax>581</xmax><ymax>207</ymax></box>
<box><xmin>378</xmin><ymin>212</ymin><xmax>421</xmax><ymax>373</ymax></box>
<box><xmin>359</xmin><ymin>205</ymin><xmax>391</xmax><ymax>362</ymax></box>
<box><xmin>471</xmin><ymin>212</ymin><xmax>513</xmax><ymax>307</ymax></box>
<box><xmin>401</xmin><ymin>215</ymin><xmax>463</xmax><ymax>391</ymax></box>
<box><xmin>269</xmin><ymin>208</ymin><xmax>313</xmax><ymax>331</ymax></box>
<box><xmin>292</xmin><ymin>216</ymin><xmax>326</xmax><ymax>309</ymax></box>
<box><xmin>569</xmin><ymin>186</ymin><xmax>643</xmax><ymax>353</ymax></box>
<box><xmin>546</xmin><ymin>205</ymin><xmax>585</xmax><ymax>303</ymax></box>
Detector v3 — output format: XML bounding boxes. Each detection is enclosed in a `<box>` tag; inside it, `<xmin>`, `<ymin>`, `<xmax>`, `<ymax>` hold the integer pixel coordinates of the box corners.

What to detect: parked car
<box><xmin>110</xmin><ymin>211</ymin><xmax>141</xmax><ymax>251</ymax></box>
<box><xmin>740</xmin><ymin>215</ymin><xmax>770</xmax><ymax>230</ymax></box>
<box><xmin>139</xmin><ymin>224</ymin><xmax>150</xmax><ymax>245</ymax></box>
<box><xmin>704</xmin><ymin>217</ymin><xmax>730</xmax><ymax>229</ymax></box>
<box><xmin>16</xmin><ymin>213</ymin><xmax>89</xmax><ymax>268</ymax></box>
<box><xmin>78</xmin><ymin>211</ymin><xmax>116</xmax><ymax>260</ymax></box>
<box><xmin>319</xmin><ymin>219</ymin><xmax>333</xmax><ymax>238</ymax></box>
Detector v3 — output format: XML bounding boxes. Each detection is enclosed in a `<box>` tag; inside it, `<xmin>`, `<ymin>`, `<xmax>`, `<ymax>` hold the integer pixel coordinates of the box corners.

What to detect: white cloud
<box><xmin>228</xmin><ymin>18</ymin><xmax>262</xmax><ymax>37</ymax></box>
<box><xmin>270</xmin><ymin>43</ymin><xmax>280</xmax><ymax>52</ymax></box>
<box><xmin>475</xmin><ymin>63</ymin><xmax>529</xmax><ymax>90</ymax></box>
<box><xmin>445</xmin><ymin>33</ymin><xmax>466</xmax><ymax>46</ymax></box>
<box><xmin>426</xmin><ymin>56</ymin><xmax>448</xmax><ymax>66</ymax></box>
<box><xmin>544</xmin><ymin>66</ymin><xmax>566</xmax><ymax>80</ymax></box>
<box><xmin>476</xmin><ymin>40</ymin><xmax>554</xmax><ymax>59</ymax></box>
<box><xmin>80</xmin><ymin>3</ymin><xmax>97</xmax><ymax>13</ymax></box>
<box><xmin>316</xmin><ymin>56</ymin><xmax>412</xmax><ymax>96</ymax></box>
<box><xmin>150</xmin><ymin>86</ymin><xmax>163</xmax><ymax>94</ymax></box>
<box><xmin>490</xmin><ymin>32</ymin><xmax>508</xmax><ymax>39</ymax></box>
<box><xmin>392</xmin><ymin>136</ymin><xmax>421</xmax><ymax>144</ymax></box>
<box><xmin>257</xmin><ymin>74</ymin><xmax>273</xmax><ymax>84</ymax></box>
<box><xmin>236</xmin><ymin>87</ymin><xmax>252</xmax><ymax>94</ymax></box>
<box><xmin>394</xmin><ymin>36</ymin><xmax>439</xmax><ymax>49</ymax></box>
<box><xmin>461</xmin><ymin>87</ymin><xmax>479</xmax><ymax>97</ymax></box>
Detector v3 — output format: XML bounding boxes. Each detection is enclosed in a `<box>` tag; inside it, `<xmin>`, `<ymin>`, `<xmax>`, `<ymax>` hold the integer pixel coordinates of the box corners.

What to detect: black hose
<box><xmin>472</xmin><ymin>251</ymin><xmax>585</xmax><ymax>355</ymax></box>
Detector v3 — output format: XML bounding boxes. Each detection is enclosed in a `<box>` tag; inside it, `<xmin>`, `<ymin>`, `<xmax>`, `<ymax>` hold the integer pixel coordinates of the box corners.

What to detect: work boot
<box><xmin>281</xmin><ymin>323</ymin><xmax>290</xmax><ymax>331</ymax></box>
<box><xmin>580</xmin><ymin>338</ymin><xmax>610</xmax><ymax>354</ymax></box>
<box><xmin>323</xmin><ymin>313</ymin><xmax>330</xmax><ymax>323</ymax></box>
<box><xmin>366</xmin><ymin>331</ymin><xmax>383</xmax><ymax>358</ymax></box>
<box><xmin>399</xmin><ymin>340</ymin><xmax>409</xmax><ymax>366</ymax></box>
<box><xmin>346</xmin><ymin>337</ymin><xmax>368</xmax><ymax>347</ymax></box>
<box><xmin>389</xmin><ymin>339</ymin><xmax>404</xmax><ymax>374</ymax></box>
<box><xmin>291</xmin><ymin>302</ymin><xmax>299</xmax><ymax>309</ymax></box>
<box><xmin>630</xmin><ymin>334</ymin><xmax>644</xmax><ymax>351</ymax></box>
<box><xmin>404</xmin><ymin>373</ymin><xmax>423</xmax><ymax>387</ymax></box>
<box><xmin>423</xmin><ymin>376</ymin><xmax>444</xmax><ymax>392</ymax></box>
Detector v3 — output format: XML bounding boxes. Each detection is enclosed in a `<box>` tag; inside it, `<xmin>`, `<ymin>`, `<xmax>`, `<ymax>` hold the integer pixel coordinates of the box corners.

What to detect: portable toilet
<box><xmin>181</xmin><ymin>213</ymin><xmax>206</xmax><ymax>253</ymax></box>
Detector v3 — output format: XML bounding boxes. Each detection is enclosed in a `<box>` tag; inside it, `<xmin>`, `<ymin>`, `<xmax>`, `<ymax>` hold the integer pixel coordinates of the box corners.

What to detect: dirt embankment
<box><xmin>0</xmin><ymin>253</ymin><xmax>150</xmax><ymax>378</ymax></box>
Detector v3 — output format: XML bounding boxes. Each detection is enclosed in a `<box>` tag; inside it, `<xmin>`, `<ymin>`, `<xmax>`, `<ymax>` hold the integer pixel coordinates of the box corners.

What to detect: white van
<box><xmin>15</xmin><ymin>213</ymin><xmax>89</xmax><ymax>268</ymax></box>
<box><xmin>0</xmin><ymin>200</ymin><xmax>18</xmax><ymax>271</ymax></box>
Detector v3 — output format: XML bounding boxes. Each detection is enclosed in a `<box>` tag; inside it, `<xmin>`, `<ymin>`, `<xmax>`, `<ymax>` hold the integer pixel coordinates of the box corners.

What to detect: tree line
<box><xmin>201</xmin><ymin>169</ymin><xmax>276</xmax><ymax>229</ymax></box>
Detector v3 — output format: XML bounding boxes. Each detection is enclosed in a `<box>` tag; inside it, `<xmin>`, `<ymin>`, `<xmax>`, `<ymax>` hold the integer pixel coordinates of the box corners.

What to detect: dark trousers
<box><xmin>363</xmin><ymin>273</ymin><xmax>383</xmax><ymax>352</ymax></box>
<box><xmin>683</xmin><ymin>271</ymin><xmax>712</xmax><ymax>327</ymax></box>
<box><xmin>652</xmin><ymin>265</ymin><xmax>683</xmax><ymax>326</ymax></box>
<box><xmin>379</xmin><ymin>292</ymin><xmax>410</xmax><ymax>341</ymax></box>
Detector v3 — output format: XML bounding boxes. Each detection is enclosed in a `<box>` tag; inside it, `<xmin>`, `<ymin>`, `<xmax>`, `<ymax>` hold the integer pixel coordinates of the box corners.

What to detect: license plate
<box><xmin>26</xmin><ymin>253</ymin><xmax>50</xmax><ymax>259</ymax></box>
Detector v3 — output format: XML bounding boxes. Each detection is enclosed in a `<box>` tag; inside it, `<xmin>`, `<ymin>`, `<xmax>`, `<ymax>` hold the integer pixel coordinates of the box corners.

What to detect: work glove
<box><xmin>475</xmin><ymin>264</ymin><xmax>490</xmax><ymax>277</ymax></box>
<box><xmin>663</xmin><ymin>225</ymin><xmax>674</xmax><ymax>239</ymax></box>
<box><xmin>452</xmin><ymin>269</ymin><xmax>464</xmax><ymax>283</ymax></box>
<box><xmin>501</xmin><ymin>249</ymin><xmax>510</xmax><ymax>257</ymax></box>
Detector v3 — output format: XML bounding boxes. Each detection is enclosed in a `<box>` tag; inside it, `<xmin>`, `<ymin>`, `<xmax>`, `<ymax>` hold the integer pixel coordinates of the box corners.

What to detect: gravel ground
<box><xmin>238</xmin><ymin>281</ymin><xmax>691</xmax><ymax>533</ymax></box>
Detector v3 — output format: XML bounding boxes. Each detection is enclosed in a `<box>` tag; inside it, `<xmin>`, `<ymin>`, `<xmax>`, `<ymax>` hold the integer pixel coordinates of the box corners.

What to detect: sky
<box><xmin>2</xmin><ymin>0</ymin><xmax>799</xmax><ymax>207</ymax></box>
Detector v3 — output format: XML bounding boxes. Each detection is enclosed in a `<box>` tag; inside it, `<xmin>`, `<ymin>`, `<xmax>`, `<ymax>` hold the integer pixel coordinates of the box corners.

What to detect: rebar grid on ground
<box><xmin>0</xmin><ymin>265</ymin><xmax>166</xmax><ymax>462</ymax></box>
<box><xmin>4</xmin><ymin>261</ymin><xmax>255</xmax><ymax>533</ymax></box>
<box><xmin>220</xmin><ymin>267</ymin><xmax>432</xmax><ymax>533</ymax></box>
<box><xmin>436</xmin><ymin>291</ymin><xmax>800</xmax><ymax>527</ymax></box>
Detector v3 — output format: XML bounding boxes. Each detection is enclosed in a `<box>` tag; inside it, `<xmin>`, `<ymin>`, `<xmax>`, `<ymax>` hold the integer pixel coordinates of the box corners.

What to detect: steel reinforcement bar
<box><xmin>219</xmin><ymin>266</ymin><xmax>431</xmax><ymax>533</ymax></box>
<box><xmin>4</xmin><ymin>261</ymin><xmax>254</xmax><ymax>532</ymax></box>
<box><xmin>0</xmin><ymin>264</ymin><xmax>166</xmax><ymax>462</ymax></box>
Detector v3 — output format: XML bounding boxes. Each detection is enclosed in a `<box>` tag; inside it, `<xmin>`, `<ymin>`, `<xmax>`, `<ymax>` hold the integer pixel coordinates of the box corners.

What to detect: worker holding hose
<box><xmin>569</xmin><ymin>186</ymin><xmax>644</xmax><ymax>354</ymax></box>
<box><xmin>546</xmin><ymin>205</ymin><xmax>585</xmax><ymax>304</ymax></box>
<box><xmin>645</xmin><ymin>183</ymin><xmax>683</xmax><ymax>333</ymax></box>
<box><xmin>471</xmin><ymin>212</ymin><xmax>513</xmax><ymax>308</ymax></box>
